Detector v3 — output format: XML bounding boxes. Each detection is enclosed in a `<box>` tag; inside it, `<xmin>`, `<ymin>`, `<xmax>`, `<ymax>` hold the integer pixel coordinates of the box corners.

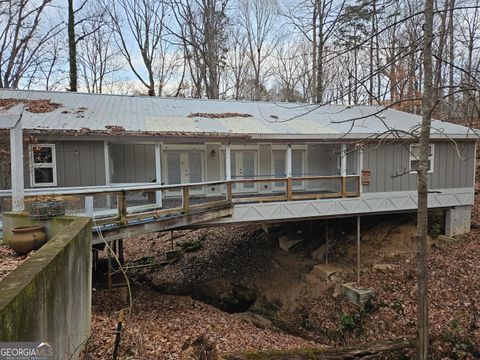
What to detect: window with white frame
<box><xmin>29</xmin><ymin>144</ymin><xmax>57</xmax><ymax>186</ymax></box>
<box><xmin>409</xmin><ymin>144</ymin><xmax>434</xmax><ymax>173</ymax></box>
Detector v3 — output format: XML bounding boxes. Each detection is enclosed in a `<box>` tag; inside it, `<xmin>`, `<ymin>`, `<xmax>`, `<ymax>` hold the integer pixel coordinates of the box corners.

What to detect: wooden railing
<box><xmin>0</xmin><ymin>175</ymin><xmax>361</xmax><ymax>228</ymax></box>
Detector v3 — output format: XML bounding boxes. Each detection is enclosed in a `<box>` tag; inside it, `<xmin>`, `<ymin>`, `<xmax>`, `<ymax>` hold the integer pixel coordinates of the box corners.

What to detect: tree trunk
<box><xmin>68</xmin><ymin>0</ymin><xmax>77</xmax><ymax>92</ymax></box>
<box><xmin>416</xmin><ymin>0</ymin><xmax>434</xmax><ymax>358</ymax></box>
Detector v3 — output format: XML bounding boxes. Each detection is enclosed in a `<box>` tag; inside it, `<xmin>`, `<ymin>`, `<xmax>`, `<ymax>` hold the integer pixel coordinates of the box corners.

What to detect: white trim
<box><xmin>162</xmin><ymin>144</ymin><xmax>206</xmax><ymax>151</ymax></box>
<box><xmin>155</xmin><ymin>143</ymin><xmax>162</xmax><ymax>206</ymax></box>
<box><xmin>29</xmin><ymin>144</ymin><xmax>57</xmax><ymax>187</ymax></box>
<box><xmin>409</xmin><ymin>143</ymin><xmax>434</xmax><ymax>174</ymax></box>
<box><xmin>10</xmin><ymin>119</ymin><xmax>24</xmax><ymax>211</ymax></box>
<box><xmin>340</xmin><ymin>143</ymin><xmax>347</xmax><ymax>177</ymax></box>
<box><xmin>225</xmin><ymin>143</ymin><xmax>231</xmax><ymax>181</ymax></box>
<box><xmin>286</xmin><ymin>144</ymin><xmax>292</xmax><ymax>178</ymax></box>
<box><xmin>104</xmin><ymin>141</ymin><xmax>111</xmax><ymax>184</ymax></box>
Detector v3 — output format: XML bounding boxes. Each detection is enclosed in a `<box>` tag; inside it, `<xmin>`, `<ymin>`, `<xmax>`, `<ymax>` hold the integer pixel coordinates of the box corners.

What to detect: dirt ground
<box><xmin>83</xmin><ymin>211</ymin><xmax>480</xmax><ymax>359</ymax></box>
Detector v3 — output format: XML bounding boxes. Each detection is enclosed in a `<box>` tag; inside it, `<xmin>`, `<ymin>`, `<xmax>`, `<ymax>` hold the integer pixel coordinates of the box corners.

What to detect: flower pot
<box><xmin>9</xmin><ymin>225</ymin><xmax>47</xmax><ymax>255</ymax></box>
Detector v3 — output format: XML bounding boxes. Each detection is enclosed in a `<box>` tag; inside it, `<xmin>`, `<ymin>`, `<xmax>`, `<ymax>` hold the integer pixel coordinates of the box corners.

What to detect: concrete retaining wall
<box><xmin>0</xmin><ymin>214</ymin><xmax>92</xmax><ymax>360</ymax></box>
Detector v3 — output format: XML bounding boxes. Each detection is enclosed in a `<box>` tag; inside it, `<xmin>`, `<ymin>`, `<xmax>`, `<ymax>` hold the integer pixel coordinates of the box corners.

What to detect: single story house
<box><xmin>0</xmin><ymin>89</ymin><xmax>476</xmax><ymax>237</ymax></box>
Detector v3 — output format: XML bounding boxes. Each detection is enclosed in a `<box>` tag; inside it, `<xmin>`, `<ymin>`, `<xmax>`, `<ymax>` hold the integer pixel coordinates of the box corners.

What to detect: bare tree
<box><xmin>237</xmin><ymin>0</ymin><xmax>279</xmax><ymax>101</ymax></box>
<box><xmin>103</xmin><ymin>0</ymin><xmax>171</xmax><ymax>96</ymax></box>
<box><xmin>0</xmin><ymin>0</ymin><xmax>61</xmax><ymax>89</ymax></box>
<box><xmin>169</xmin><ymin>0</ymin><xmax>229</xmax><ymax>99</ymax></box>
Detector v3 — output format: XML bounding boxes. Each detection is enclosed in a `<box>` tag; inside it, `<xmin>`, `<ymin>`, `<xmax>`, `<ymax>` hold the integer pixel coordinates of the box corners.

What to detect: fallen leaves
<box><xmin>0</xmin><ymin>98</ymin><xmax>61</xmax><ymax>113</ymax></box>
<box><xmin>0</xmin><ymin>245</ymin><xmax>30</xmax><ymax>281</ymax></box>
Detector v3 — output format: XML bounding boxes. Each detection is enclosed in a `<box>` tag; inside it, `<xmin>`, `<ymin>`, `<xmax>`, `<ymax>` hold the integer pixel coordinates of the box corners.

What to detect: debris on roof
<box><xmin>188</xmin><ymin>112</ymin><xmax>253</xmax><ymax>119</ymax></box>
<box><xmin>0</xmin><ymin>98</ymin><xmax>61</xmax><ymax>113</ymax></box>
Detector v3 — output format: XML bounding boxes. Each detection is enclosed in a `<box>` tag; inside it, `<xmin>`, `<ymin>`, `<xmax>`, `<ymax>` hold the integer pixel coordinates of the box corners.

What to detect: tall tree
<box><xmin>170</xmin><ymin>0</ymin><xmax>229</xmax><ymax>99</ymax></box>
<box><xmin>417</xmin><ymin>0</ymin><xmax>434</xmax><ymax>357</ymax></box>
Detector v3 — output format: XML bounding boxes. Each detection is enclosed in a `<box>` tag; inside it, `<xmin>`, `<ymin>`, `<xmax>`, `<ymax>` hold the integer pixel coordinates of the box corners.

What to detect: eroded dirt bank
<box><xmin>83</xmin><ymin>214</ymin><xmax>480</xmax><ymax>359</ymax></box>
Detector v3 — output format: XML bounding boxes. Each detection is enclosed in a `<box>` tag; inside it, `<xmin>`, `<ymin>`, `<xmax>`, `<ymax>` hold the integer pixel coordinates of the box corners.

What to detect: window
<box><xmin>29</xmin><ymin>144</ymin><xmax>57</xmax><ymax>186</ymax></box>
<box><xmin>409</xmin><ymin>144</ymin><xmax>434</xmax><ymax>173</ymax></box>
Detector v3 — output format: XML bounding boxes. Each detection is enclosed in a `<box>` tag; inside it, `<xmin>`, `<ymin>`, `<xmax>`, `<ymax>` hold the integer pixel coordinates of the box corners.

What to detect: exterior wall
<box><xmin>111</xmin><ymin>143</ymin><xmax>155</xmax><ymax>183</ymax></box>
<box><xmin>0</xmin><ymin>214</ymin><xmax>92</xmax><ymax>360</ymax></box>
<box><xmin>362</xmin><ymin>141</ymin><xmax>475</xmax><ymax>192</ymax></box>
<box><xmin>24</xmin><ymin>140</ymin><xmax>106</xmax><ymax>188</ymax></box>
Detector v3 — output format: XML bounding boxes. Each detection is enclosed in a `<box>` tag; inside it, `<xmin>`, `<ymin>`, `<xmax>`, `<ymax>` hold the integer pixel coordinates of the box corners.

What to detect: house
<box><xmin>0</xmin><ymin>89</ymin><xmax>476</xmax><ymax>239</ymax></box>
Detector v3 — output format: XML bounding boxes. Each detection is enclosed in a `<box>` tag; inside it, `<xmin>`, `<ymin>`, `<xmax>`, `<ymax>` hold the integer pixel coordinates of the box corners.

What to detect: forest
<box><xmin>0</xmin><ymin>0</ymin><xmax>479</xmax><ymax>125</ymax></box>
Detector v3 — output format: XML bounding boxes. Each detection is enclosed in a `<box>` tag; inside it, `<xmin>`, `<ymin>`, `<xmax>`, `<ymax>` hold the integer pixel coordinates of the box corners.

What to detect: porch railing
<box><xmin>0</xmin><ymin>175</ymin><xmax>360</xmax><ymax>228</ymax></box>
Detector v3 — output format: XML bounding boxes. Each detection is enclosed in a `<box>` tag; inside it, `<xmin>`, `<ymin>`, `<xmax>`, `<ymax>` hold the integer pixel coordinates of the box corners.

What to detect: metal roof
<box><xmin>0</xmin><ymin>89</ymin><xmax>476</xmax><ymax>140</ymax></box>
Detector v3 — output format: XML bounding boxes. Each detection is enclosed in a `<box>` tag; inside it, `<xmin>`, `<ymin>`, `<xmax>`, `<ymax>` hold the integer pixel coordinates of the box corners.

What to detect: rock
<box><xmin>312</xmin><ymin>264</ymin><xmax>342</xmax><ymax>282</ymax></box>
<box><xmin>310</xmin><ymin>243</ymin><xmax>327</xmax><ymax>261</ymax></box>
<box><xmin>278</xmin><ymin>236</ymin><xmax>302</xmax><ymax>252</ymax></box>
<box><xmin>333</xmin><ymin>283</ymin><xmax>342</xmax><ymax>298</ymax></box>
<box><xmin>241</xmin><ymin>312</ymin><xmax>273</xmax><ymax>329</ymax></box>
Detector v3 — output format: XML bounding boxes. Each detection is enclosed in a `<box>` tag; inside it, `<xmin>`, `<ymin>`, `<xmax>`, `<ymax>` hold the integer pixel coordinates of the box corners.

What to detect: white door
<box><xmin>165</xmin><ymin>151</ymin><xmax>204</xmax><ymax>194</ymax></box>
<box><xmin>231</xmin><ymin>151</ymin><xmax>257</xmax><ymax>192</ymax></box>
<box><xmin>272</xmin><ymin>149</ymin><xmax>305</xmax><ymax>190</ymax></box>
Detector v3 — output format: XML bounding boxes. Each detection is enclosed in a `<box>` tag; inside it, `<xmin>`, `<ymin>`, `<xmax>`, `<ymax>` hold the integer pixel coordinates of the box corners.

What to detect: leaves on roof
<box><xmin>188</xmin><ymin>112</ymin><xmax>253</xmax><ymax>119</ymax></box>
<box><xmin>0</xmin><ymin>98</ymin><xmax>61</xmax><ymax>113</ymax></box>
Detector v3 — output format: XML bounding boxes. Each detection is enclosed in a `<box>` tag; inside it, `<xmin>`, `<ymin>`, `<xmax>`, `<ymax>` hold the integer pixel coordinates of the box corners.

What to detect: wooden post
<box><xmin>226</xmin><ymin>182</ymin><xmax>232</xmax><ymax>204</ymax></box>
<box><xmin>118</xmin><ymin>191</ymin><xmax>127</xmax><ymax>226</ymax></box>
<box><xmin>155</xmin><ymin>143</ymin><xmax>162</xmax><ymax>207</ymax></box>
<box><xmin>325</xmin><ymin>220</ymin><xmax>329</xmax><ymax>266</ymax></box>
<box><xmin>286</xmin><ymin>178</ymin><xmax>293</xmax><ymax>201</ymax></box>
<box><xmin>10</xmin><ymin>118</ymin><xmax>24</xmax><ymax>211</ymax></box>
<box><xmin>182</xmin><ymin>186</ymin><xmax>190</xmax><ymax>214</ymax></box>
<box><xmin>357</xmin><ymin>216</ymin><xmax>361</xmax><ymax>286</ymax></box>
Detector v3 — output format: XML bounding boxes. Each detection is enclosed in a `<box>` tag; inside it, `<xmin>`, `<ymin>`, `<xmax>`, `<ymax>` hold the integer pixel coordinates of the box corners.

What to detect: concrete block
<box><xmin>310</xmin><ymin>243</ymin><xmax>327</xmax><ymax>261</ymax></box>
<box><xmin>445</xmin><ymin>206</ymin><xmax>471</xmax><ymax>237</ymax></box>
<box><xmin>278</xmin><ymin>236</ymin><xmax>302</xmax><ymax>252</ymax></box>
<box><xmin>341</xmin><ymin>282</ymin><xmax>374</xmax><ymax>308</ymax></box>
<box><xmin>312</xmin><ymin>264</ymin><xmax>342</xmax><ymax>281</ymax></box>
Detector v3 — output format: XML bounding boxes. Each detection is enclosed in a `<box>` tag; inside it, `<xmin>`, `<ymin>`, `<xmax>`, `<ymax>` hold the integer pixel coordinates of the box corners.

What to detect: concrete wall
<box><xmin>0</xmin><ymin>214</ymin><xmax>92</xmax><ymax>360</ymax></box>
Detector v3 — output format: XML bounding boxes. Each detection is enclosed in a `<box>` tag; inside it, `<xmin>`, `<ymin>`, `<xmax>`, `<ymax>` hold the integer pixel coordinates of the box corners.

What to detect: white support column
<box><xmin>104</xmin><ymin>141</ymin><xmax>111</xmax><ymax>208</ymax></box>
<box><xmin>286</xmin><ymin>144</ymin><xmax>292</xmax><ymax>177</ymax></box>
<box><xmin>84</xmin><ymin>196</ymin><xmax>94</xmax><ymax>217</ymax></box>
<box><xmin>225</xmin><ymin>143</ymin><xmax>231</xmax><ymax>181</ymax></box>
<box><xmin>10</xmin><ymin>118</ymin><xmax>24</xmax><ymax>211</ymax></box>
<box><xmin>358</xmin><ymin>146</ymin><xmax>364</xmax><ymax>194</ymax></box>
<box><xmin>155</xmin><ymin>143</ymin><xmax>162</xmax><ymax>207</ymax></box>
<box><xmin>340</xmin><ymin>143</ymin><xmax>347</xmax><ymax>177</ymax></box>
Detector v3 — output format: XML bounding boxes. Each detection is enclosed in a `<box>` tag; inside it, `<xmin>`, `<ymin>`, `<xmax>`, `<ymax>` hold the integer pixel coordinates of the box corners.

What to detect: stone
<box><xmin>333</xmin><ymin>283</ymin><xmax>342</xmax><ymax>298</ymax></box>
<box><xmin>341</xmin><ymin>282</ymin><xmax>375</xmax><ymax>308</ymax></box>
<box><xmin>278</xmin><ymin>236</ymin><xmax>302</xmax><ymax>252</ymax></box>
<box><xmin>242</xmin><ymin>312</ymin><xmax>273</xmax><ymax>329</ymax></box>
<box><xmin>310</xmin><ymin>243</ymin><xmax>327</xmax><ymax>261</ymax></box>
<box><xmin>312</xmin><ymin>264</ymin><xmax>342</xmax><ymax>282</ymax></box>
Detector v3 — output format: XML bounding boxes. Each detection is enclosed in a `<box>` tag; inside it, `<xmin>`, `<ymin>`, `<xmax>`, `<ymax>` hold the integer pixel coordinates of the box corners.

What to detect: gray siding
<box><xmin>362</xmin><ymin>141</ymin><xmax>475</xmax><ymax>192</ymax></box>
<box><xmin>23</xmin><ymin>140</ymin><xmax>106</xmax><ymax>188</ymax></box>
<box><xmin>111</xmin><ymin>144</ymin><xmax>155</xmax><ymax>183</ymax></box>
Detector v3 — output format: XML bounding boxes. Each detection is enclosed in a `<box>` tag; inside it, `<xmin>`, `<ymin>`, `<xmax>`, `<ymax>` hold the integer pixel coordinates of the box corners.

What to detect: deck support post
<box><xmin>155</xmin><ymin>143</ymin><xmax>162</xmax><ymax>207</ymax></box>
<box><xmin>357</xmin><ymin>215</ymin><xmax>361</xmax><ymax>286</ymax></box>
<box><xmin>325</xmin><ymin>220</ymin><xmax>329</xmax><ymax>266</ymax></box>
<box><xmin>10</xmin><ymin>118</ymin><xmax>24</xmax><ymax>211</ymax></box>
<box><xmin>104</xmin><ymin>141</ymin><xmax>111</xmax><ymax>208</ymax></box>
<box><xmin>85</xmin><ymin>196</ymin><xmax>94</xmax><ymax>217</ymax></box>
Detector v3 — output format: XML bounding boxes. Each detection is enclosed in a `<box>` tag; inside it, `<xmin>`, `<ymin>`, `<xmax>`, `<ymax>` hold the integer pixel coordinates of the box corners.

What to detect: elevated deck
<box><xmin>0</xmin><ymin>176</ymin><xmax>474</xmax><ymax>245</ymax></box>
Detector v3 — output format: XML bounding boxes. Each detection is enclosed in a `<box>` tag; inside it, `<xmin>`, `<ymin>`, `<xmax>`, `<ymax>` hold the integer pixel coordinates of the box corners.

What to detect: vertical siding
<box><xmin>206</xmin><ymin>143</ymin><xmax>221</xmax><ymax>181</ymax></box>
<box><xmin>111</xmin><ymin>144</ymin><xmax>155</xmax><ymax>183</ymax></box>
<box><xmin>362</xmin><ymin>140</ymin><xmax>476</xmax><ymax>192</ymax></box>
